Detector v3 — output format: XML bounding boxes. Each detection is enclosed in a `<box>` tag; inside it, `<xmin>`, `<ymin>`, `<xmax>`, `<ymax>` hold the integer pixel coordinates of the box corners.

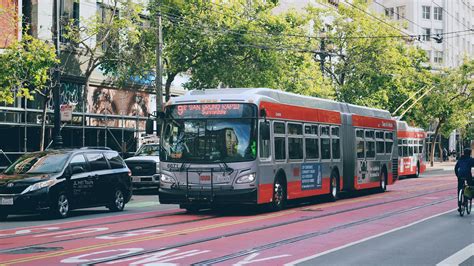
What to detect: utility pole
<box><xmin>155</xmin><ymin>1</ymin><xmax>164</xmax><ymax>136</ymax></box>
<box><xmin>52</xmin><ymin>0</ymin><xmax>63</xmax><ymax>148</ymax></box>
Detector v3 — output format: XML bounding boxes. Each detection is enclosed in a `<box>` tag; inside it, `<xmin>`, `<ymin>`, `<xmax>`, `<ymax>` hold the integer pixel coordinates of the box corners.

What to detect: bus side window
<box><xmin>376</xmin><ymin>131</ymin><xmax>384</xmax><ymax>154</ymax></box>
<box><xmin>288</xmin><ymin>123</ymin><xmax>303</xmax><ymax>160</ymax></box>
<box><xmin>305</xmin><ymin>124</ymin><xmax>319</xmax><ymax>160</ymax></box>
<box><xmin>365</xmin><ymin>130</ymin><xmax>375</xmax><ymax>158</ymax></box>
<box><xmin>402</xmin><ymin>139</ymin><xmax>408</xmax><ymax>157</ymax></box>
<box><xmin>259</xmin><ymin>122</ymin><xmax>271</xmax><ymax>159</ymax></box>
<box><xmin>356</xmin><ymin>129</ymin><xmax>365</xmax><ymax>159</ymax></box>
<box><xmin>321</xmin><ymin>125</ymin><xmax>330</xmax><ymax>159</ymax></box>
<box><xmin>331</xmin><ymin>126</ymin><xmax>340</xmax><ymax>159</ymax></box>
<box><xmin>274</xmin><ymin>122</ymin><xmax>286</xmax><ymax>161</ymax></box>
<box><xmin>385</xmin><ymin>132</ymin><xmax>393</xmax><ymax>155</ymax></box>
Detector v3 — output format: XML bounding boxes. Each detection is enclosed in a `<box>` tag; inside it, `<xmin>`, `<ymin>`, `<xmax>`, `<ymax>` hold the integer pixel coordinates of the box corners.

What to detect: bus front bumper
<box><xmin>158</xmin><ymin>187</ymin><xmax>257</xmax><ymax>205</ymax></box>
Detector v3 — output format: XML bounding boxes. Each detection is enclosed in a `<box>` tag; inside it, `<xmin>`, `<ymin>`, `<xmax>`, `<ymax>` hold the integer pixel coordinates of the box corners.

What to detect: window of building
<box><xmin>305</xmin><ymin>138</ymin><xmax>319</xmax><ymax>159</ymax></box>
<box><xmin>60</xmin><ymin>0</ymin><xmax>80</xmax><ymax>43</ymax></box>
<box><xmin>422</xmin><ymin>28</ymin><xmax>431</xmax><ymax>41</ymax></box>
<box><xmin>97</xmin><ymin>3</ymin><xmax>120</xmax><ymax>51</ymax></box>
<box><xmin>434</xmin><ymin>51</ymin><xmax>443</xmax><ymax>63</ymax></box>
<box><xmin>425</xmin><ymin>50</ymin><xmax>431</xmax><ymax>61</ymax></box>
<box><xmin>422</xmin><ymin>6</ymin><xmax>431</xmax><ymax>19</ymax></box>
<box><xmin>396</xmin><ymin>6</ymin><xmax>406</xmax><ymax>20</ymax></box>
<box><xmin>433</xmin><ymin>7</ymin><xmax>442</xmax><ymax>20</ymax></box>
<box><xmin>321</xmin><ymin>138</ymin><xmax>331</xmax><ymax>159</ymax></box>
<box><xmin>385</xmin><ymin>7</ymin><xmax>394</xmax><ymax>19</ymax></box>
<box><xmin>434</xmin><ymin>29</ymin><xmax>443</xmax><ymax>36</ymax></box>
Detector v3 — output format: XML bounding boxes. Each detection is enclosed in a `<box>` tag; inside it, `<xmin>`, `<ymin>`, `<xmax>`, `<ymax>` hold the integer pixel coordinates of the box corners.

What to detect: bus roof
<box><xmin>168</xmin><ymin>88</ymin><xmax>392</xmax><ymax>119</ymax></box>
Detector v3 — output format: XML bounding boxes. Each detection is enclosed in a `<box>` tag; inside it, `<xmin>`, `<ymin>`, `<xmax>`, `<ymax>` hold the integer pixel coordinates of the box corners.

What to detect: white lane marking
<box><xmin>234</xmin><ymin>253</ymin><xmax>291</xmax><ymax>265</ymax></box>
<box><xmin>0</xmin><ymin>208</ymin><xmax>178</xmax><ymax>233</ymax></box>
<box><xmin>285</xmin><ymin>208</ymin><xmax>456</xmax><ymax>266</ymax></box>
<box><xmin>436</xmin><ymin>244</ymin><xmax>474</xmax><ymax>266</ymax></box>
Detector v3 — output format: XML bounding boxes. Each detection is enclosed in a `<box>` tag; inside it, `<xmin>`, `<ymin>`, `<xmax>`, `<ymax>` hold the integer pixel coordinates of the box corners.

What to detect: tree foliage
<box><xmin>307</xmin><ymin>0</ymin><xmax>431</xmax><ymax>116</ymax></box>
<box><xmin>0</xmin><ymin>34</ymin><xmax>58</xmax><ymax>104</ymax></box>
<box><xmin>132</xmin><ymin>0</ymin><xmax>333</xmax><ymax>100</ymax></box>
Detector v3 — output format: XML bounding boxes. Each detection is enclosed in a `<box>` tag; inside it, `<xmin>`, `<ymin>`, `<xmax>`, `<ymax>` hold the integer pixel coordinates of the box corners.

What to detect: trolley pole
<box><xmin>155</xmin><ymin>1</ymin><xmax>164</xmax><ymax>135</ymax></box>
<box><xmin>52</xmin><ymin>0</ymin><xmax>63</xmax><ymax>148</ymax></box>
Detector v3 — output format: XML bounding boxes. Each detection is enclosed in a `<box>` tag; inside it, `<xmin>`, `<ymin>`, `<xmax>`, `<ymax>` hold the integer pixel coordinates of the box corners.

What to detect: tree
<box><xmin>420</xmin><ymin>59</ymin><xmax>474</xmax><ymax>166</ymax></box>
<box><xmin>306</xmin><ymin>0</ymin><xmax>431</xmax><ymax>114</ymax></box>
<box><xmin>0</xmin><ymin>33</ymin><xmax>59</xmax><ymax>150</ymax></box>
<box><xmin>124</xmin><ymin>0</ymin><xmax>333</xmax><ymax>101</ymax></box>
<box><xmin>63</xmin><ymin>0</ymin><xmax>145</xmax><ymax>101</ymax></box>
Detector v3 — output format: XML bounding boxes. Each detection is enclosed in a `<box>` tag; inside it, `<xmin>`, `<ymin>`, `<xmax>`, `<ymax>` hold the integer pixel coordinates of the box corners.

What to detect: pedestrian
<box><xmin>443</xmin><ymin>148</ymin><xmax>448</xmax><ymax>162</ymax></box>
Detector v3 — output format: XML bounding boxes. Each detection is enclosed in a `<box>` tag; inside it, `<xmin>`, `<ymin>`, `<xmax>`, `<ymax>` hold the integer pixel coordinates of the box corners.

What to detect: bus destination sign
<box><xmin>169</xmin><ymin>103</ymin><xmax>255</xmax><ymax>118</ymax></box>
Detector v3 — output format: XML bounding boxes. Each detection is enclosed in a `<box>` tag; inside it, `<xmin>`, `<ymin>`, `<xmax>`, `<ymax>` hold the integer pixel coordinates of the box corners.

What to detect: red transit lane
<box><xmin>0</xmin><ymin>174</ymin><xmax>457</xmax><ymax>266</ymax></box>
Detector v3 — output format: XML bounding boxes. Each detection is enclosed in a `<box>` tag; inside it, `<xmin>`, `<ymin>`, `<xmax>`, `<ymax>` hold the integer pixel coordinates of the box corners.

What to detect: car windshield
<box><xmin>136</xmin><ymin>145</ymin><xmax>160</xmax><ymax>156</ymax></box>
<box><xmin>4</xmin><ymin>152</ymin><xmax>70</xmax><ymax>175</ymax></box>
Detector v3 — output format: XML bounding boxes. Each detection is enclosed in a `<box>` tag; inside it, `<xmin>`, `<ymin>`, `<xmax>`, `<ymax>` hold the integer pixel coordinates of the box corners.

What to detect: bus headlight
<box><xmin>160</xmin><ymin>174</ymin><xmax>176</xmax><ymax>184</ymax></box>
<box><xmin>235</xmin><ymin>173</ymin><xmax>256</xmax><ymax>184</ymax></box>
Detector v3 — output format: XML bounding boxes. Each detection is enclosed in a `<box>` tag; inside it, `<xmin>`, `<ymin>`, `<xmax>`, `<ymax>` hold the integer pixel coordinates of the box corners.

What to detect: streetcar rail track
<box><xmin>192</xmin><ymin>197</ymin><xmax>455</xmax><ymax>265</ymax></box>
<box><xmin>85</xmin><ymin>187</ymin><xmax>454</xmax><ymax>265</ymax></box>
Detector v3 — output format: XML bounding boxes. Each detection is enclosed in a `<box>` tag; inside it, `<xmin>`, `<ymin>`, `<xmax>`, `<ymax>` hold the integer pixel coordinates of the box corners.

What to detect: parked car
<box><xmin>125</xmin><ymin>143</ymin><xmax>160</xmax><ymax>188</ymax></box>
<box><xmin>0</xmin><ymin>148</ymin><xmax>132</xmax><ymax>220</ymax></box>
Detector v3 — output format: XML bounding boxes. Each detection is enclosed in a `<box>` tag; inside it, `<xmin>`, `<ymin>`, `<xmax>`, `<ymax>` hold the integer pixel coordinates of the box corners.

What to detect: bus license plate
<box><xmin>0</xmin><ymin>197</ymin><xmax>13</xmax><ymax>205</ymax></box>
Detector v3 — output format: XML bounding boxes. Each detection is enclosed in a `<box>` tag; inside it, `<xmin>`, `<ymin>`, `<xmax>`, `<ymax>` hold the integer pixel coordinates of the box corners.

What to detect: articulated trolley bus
<box><xmin>158</xmin><ymin>88</ymin><xmax>398</xmax><ymax>211</ymax></box>
<box><xmin>396</xmin><ymin>121</ymin><xmax>427</xmax><ymax>178</ymax></box>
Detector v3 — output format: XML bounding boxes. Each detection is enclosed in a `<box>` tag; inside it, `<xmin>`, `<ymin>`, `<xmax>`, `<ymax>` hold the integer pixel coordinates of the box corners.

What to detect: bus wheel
<box><xmin>415</xmin><ymin>162</ymin><xmax>420</xmax><ymax>178</ymax></box>
<box><xmin>329</xmin><ymin>172</ymin><xmax>339</xmax><ymax>201</ymax></box>
<box><xmin>270</xmin><ymin>177</ymin><xmax>286</xmax><ymax>211</ymax></box>
<box><xmin>380</xmin><ymin>170</ymin><xmax>387</xmax><ymax>192</ymax></box>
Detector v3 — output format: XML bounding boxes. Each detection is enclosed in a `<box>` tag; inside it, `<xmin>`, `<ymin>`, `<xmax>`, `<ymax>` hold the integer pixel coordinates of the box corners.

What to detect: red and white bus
<box><xmin>158</xmin><ymin>88</ymin><xmax>398</xmax><ymax>211</ymax></box>
<box><xmin>396</xmin><ymin>121</ymin><xmax>427</xmax><ymax>178</ymax></box>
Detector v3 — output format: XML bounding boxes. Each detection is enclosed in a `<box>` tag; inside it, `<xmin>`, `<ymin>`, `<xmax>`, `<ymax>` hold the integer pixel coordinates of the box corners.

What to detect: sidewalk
<box><xmin>426</xmin><ymin>161</ymin><xmax>456</xmax><ymax>172</ymax></box>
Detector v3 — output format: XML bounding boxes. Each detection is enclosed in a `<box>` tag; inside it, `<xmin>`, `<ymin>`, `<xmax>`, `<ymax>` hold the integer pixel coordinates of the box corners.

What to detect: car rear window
<box><xmin>105</xmin><ymin>152</ymin><xmax>125</xmax><ymax>169</ymax></box>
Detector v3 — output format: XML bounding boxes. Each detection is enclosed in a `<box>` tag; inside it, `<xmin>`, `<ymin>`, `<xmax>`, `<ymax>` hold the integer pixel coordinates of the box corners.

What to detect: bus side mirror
<box><xmin>261</xmin><ymin>122</ymin><xmax>270</xmax><ymax>141</ymax></box>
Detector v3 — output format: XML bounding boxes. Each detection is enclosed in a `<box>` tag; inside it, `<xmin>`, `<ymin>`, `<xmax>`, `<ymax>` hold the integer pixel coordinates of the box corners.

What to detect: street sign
<box><xmin>60</xmin><ymin>104</ymin><xmax>74</xmax><ymax>122</ymax></box>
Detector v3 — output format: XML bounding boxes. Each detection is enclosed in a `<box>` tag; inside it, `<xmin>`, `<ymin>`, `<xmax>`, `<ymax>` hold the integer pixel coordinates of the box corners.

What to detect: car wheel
<box><xmin>108</xmin><ymin>188</ymin><xmax>125</xmax><ymax>212</ymax></box>
<box><xmin>51</xmin><ymin>193</ymin><xmax>70</xmax><ymax>218</ymax></box>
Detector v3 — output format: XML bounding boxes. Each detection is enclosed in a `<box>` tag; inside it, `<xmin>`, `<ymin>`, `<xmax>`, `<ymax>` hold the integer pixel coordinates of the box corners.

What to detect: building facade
<box><xmin>0</xmin><ymin>0</ymin><xmax>185</xmax><ymax>169</ymax></box>
<box><xmin>371</xmin><ymin>0</ymin><xmax>474</xmax><ymax>69</ymax></box>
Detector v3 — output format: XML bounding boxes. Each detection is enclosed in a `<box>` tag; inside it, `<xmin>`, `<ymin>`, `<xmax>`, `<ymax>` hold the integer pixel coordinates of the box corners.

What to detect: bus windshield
<box><xmin>161</xmin><ymin>103</ymin><xmax>257</xmax><ymax>163</ymax></box>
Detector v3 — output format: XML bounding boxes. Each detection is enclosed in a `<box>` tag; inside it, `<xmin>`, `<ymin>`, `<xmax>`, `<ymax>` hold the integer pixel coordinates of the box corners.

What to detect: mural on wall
<box><xmin>87</xmin><ymin>86</ymin><xmax>150</xmax><ymax>128</ymax></box>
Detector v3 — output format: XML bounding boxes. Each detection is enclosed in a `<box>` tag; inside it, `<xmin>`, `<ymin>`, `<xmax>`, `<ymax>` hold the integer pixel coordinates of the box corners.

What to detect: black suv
<box><xmin>0</xmin><ymin>148</ymin><xmax>132</xmax><ymax>220</ymax></box>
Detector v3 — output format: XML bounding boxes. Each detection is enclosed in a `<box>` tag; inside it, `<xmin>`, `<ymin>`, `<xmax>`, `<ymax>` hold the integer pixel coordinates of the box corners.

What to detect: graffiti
<box><xmin>47</xmin><ymin>82</ymin><xmax>84</xmax><ymax>111</ymax></box>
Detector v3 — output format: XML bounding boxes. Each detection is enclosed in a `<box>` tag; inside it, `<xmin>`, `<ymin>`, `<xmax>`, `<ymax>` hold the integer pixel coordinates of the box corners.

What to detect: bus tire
<box><xmin>270</xmin><ymin>175</ymin><xmax>286</xmax><ymax>211</ymax></box>
<box><xmin>380</xmin><ymin>168</ymin><xmax>387</xmax><ymax>192</ymax></box>
<box><xmin>414</xmin><ymin>162</ymin><xmax>420</xmax><ymax>178</ymax></box>
<box><xmin>329</xmin><ymin>170</ymin><xmax>339</xmax><ymax>201</ymax></box>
